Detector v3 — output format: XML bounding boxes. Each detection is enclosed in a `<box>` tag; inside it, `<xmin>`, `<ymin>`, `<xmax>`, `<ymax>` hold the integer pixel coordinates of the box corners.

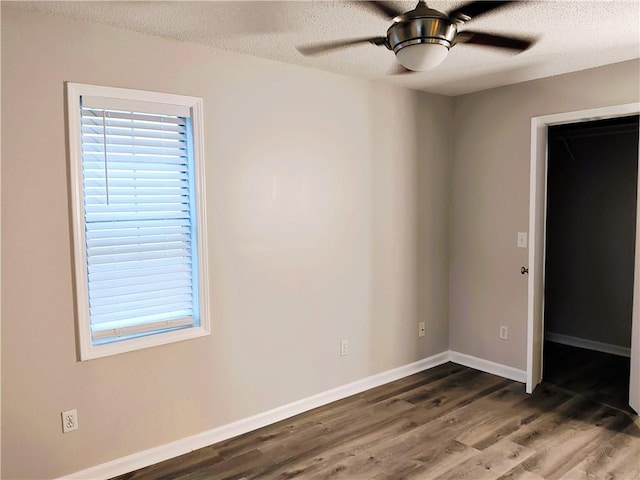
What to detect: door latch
<box><xmin>521</xmin><ymin>266</ymin><xmax>529</xmax><ymax>275</ymax></box>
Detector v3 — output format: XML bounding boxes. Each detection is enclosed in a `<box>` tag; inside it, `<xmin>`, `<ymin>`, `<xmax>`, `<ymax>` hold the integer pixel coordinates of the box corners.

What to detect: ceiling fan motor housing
<box><xmin>387</xmin><ymin>7</ymin><xmax>457</xmax><ymax>53</ymax></box>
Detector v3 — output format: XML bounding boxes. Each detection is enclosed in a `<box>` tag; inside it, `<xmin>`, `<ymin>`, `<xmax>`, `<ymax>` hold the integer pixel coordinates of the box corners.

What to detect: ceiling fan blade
<box><xmin>297</xmin><ymin>37</ymin><xmax>387</xmax><ymax>56</ymax></box>
<box><xmin>456</xmin><ymin>31</ymin><xmax>534</xmax><ymax>51</ymax></box>
<box><xmin>359</xmin><ymin>1</ymin><xmax>405</xmax><ymax>20</ymax></box>
<box><xmin>448</xmin><ymin>1</ymin><xmax>511</xmax><ymax>22</ymax></box>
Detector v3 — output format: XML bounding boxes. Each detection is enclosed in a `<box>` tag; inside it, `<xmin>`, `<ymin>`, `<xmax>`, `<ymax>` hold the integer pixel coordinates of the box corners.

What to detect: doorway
<box><xmin>542</xmin><ymin>116</ymin><xmax>638</xmax><ymax>411</ymax></box>
<box><xmin>527</xmin><ymin>103</ymin><xmax>640</xmax><ymax>414</ymax></box>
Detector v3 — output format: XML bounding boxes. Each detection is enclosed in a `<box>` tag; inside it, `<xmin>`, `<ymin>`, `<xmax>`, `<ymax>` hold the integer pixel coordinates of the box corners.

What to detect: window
<box><xmin>67</xmin><ymin>83</ymin><xmax>209</xmax><ymax>360</ymax></box>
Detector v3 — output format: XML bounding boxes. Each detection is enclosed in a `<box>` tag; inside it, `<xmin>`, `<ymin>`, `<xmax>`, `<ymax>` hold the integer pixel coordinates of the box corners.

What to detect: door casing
<box><xmin>527</xmin><ymin>103</ymin><xmax>640</xmax><ymax>414</ymax></box>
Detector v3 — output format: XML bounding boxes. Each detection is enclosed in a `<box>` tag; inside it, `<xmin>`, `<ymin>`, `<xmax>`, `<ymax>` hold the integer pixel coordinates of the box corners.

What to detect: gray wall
<box><xmin>544</xmin><ymin>118</ymin><xmax>639</xmax><ymax>348</ymax></box>
<box><xmin>3</xmin><ymin>5</ymin><xmax>640</xmax><ymax>479</ymax></box>
<box><xmin>449</xmin><ymin>59</ymin><xmax>640</xmax><ymax>370</ymax></box>
<box><xmin>1</xmin><ymin>7</ymin><xmax>452</xmax><ymax>479</ymax></box>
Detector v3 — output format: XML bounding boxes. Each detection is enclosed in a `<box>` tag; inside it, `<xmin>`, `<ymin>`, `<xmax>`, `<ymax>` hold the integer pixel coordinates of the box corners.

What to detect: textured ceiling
<box><xmin>11</xmin><ymin>0</ymin><xmax>640</xmax><ymax>96</ymax></box>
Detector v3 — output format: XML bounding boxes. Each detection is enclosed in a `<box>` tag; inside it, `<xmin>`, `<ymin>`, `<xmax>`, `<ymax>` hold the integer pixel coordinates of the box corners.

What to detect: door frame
<box><xmin>526</xmin><ymin>103</ymin><xmax>640</xmax><ymax>413</ymax></box>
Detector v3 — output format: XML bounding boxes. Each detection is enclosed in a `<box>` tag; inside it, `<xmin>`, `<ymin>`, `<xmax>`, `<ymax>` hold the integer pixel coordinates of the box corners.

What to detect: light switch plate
<box><xmin>517</xmin><ymin>232</ymin><xmax>528</xmax><ymax>248</ymax></box>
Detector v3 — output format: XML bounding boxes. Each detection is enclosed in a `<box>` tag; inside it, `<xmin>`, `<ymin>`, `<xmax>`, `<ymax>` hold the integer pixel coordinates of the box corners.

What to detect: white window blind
<box><xmin>80</xmin><ymin>103</ymin><xmax>199</xmax><ymax>343</ymax></box>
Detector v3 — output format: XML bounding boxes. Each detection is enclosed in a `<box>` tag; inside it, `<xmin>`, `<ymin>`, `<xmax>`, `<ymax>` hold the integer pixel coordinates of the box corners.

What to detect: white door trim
<box><xmin>527</xmin><ymin>103</ymin><xmax>640</xmax><ymax>411</ymax></box>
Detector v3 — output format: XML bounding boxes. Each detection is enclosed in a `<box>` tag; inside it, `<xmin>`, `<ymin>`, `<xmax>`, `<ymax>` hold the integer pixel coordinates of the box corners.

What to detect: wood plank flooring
<box><xmin>113</xmin><ymin>344</ymin><xmax>639</xmax><ymax>480</ymax></box>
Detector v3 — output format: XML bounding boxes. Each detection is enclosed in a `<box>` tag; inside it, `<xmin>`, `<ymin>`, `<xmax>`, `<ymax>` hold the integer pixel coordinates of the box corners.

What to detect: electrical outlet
<box><xmin>499</xmin><ymin>325</ymin><xmax>508</xmax><ymax>340</ymax></box>
<box><xmin>61</xmin><ymin>409</ymin><xmax>78</xmax><ymax>433</ymax></box>
<box><xmin>340</xmin><ymin>340</ymin><xmax>349</xmax><ymax>356</ymax></box>
<box><xmin>418</xmin><ymin>322</ymin><xmax>426</xmax><ymax>337</ymax></box>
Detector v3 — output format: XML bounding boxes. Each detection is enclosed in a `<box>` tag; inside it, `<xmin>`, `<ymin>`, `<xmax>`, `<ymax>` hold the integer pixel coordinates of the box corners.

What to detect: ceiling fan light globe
<box><xmin>396</xmin><ymin>43</ymin><xmax>449</xmax><ymax>71</ymax></box>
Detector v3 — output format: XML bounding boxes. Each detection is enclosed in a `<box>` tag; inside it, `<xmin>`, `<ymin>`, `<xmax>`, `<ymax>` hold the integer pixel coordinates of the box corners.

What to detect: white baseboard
<box><xmin>58</xmin><ymin>351</ymin><xmax>451</xmax><ymax>480</ymax></box>
<box><xmin>546</xmin><ymin>332</ymin><xmax>631</xmax><ymax>357</ymax></box>
<box><xmin>58</xmin><ymin>350</ymin><xmax>527</xmax><ymax>480</ymax></box>
<box><xmin>449</xmin><ymin>351</ymin><xmax>527</xmax><ymax>383</ymax></box>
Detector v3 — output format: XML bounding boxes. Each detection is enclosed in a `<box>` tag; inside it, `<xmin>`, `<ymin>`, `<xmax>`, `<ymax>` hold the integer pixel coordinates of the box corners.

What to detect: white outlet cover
<box><xmin>499</xmin><ymin>326</ymin><xmax>508</xmax><ymax>340</ymax></box>
<box><xmin>62</xmin><ymin>409</ymin><xmax>78</xmax><ymax>433</ymax></box>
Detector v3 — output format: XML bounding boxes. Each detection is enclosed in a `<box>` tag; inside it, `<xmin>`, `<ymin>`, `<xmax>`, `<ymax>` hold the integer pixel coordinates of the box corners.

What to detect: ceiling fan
<box><xmin>297</xmin><ymin>1</ymin><xmax>535</xmax><ymax>73</ymax></box>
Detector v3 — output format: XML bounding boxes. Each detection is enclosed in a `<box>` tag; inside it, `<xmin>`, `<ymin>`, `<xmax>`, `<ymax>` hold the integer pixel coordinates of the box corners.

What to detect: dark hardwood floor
<box><xmin>113</xmin><ymin>343</ymin><xmax>639</xmax><ymax>480</ymax></box>
<box><xmin>543</xmin><ymin>340</ymin><xmax>633</xmax><ymax>414</ymax></box>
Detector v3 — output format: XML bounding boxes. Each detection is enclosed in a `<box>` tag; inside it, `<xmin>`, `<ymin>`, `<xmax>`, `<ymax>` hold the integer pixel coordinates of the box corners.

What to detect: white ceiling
<box><xmin>12</xmin><ymin>0</ymin><xmax>640</xmax><ymax>96</ymax></box>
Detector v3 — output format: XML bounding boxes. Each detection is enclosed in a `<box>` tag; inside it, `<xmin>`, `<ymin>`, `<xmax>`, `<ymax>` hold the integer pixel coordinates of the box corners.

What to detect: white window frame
<box><xmin>67</xmin><ymin>83</ymin><xmax>210</xmax><ymax>360</ymax></box>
